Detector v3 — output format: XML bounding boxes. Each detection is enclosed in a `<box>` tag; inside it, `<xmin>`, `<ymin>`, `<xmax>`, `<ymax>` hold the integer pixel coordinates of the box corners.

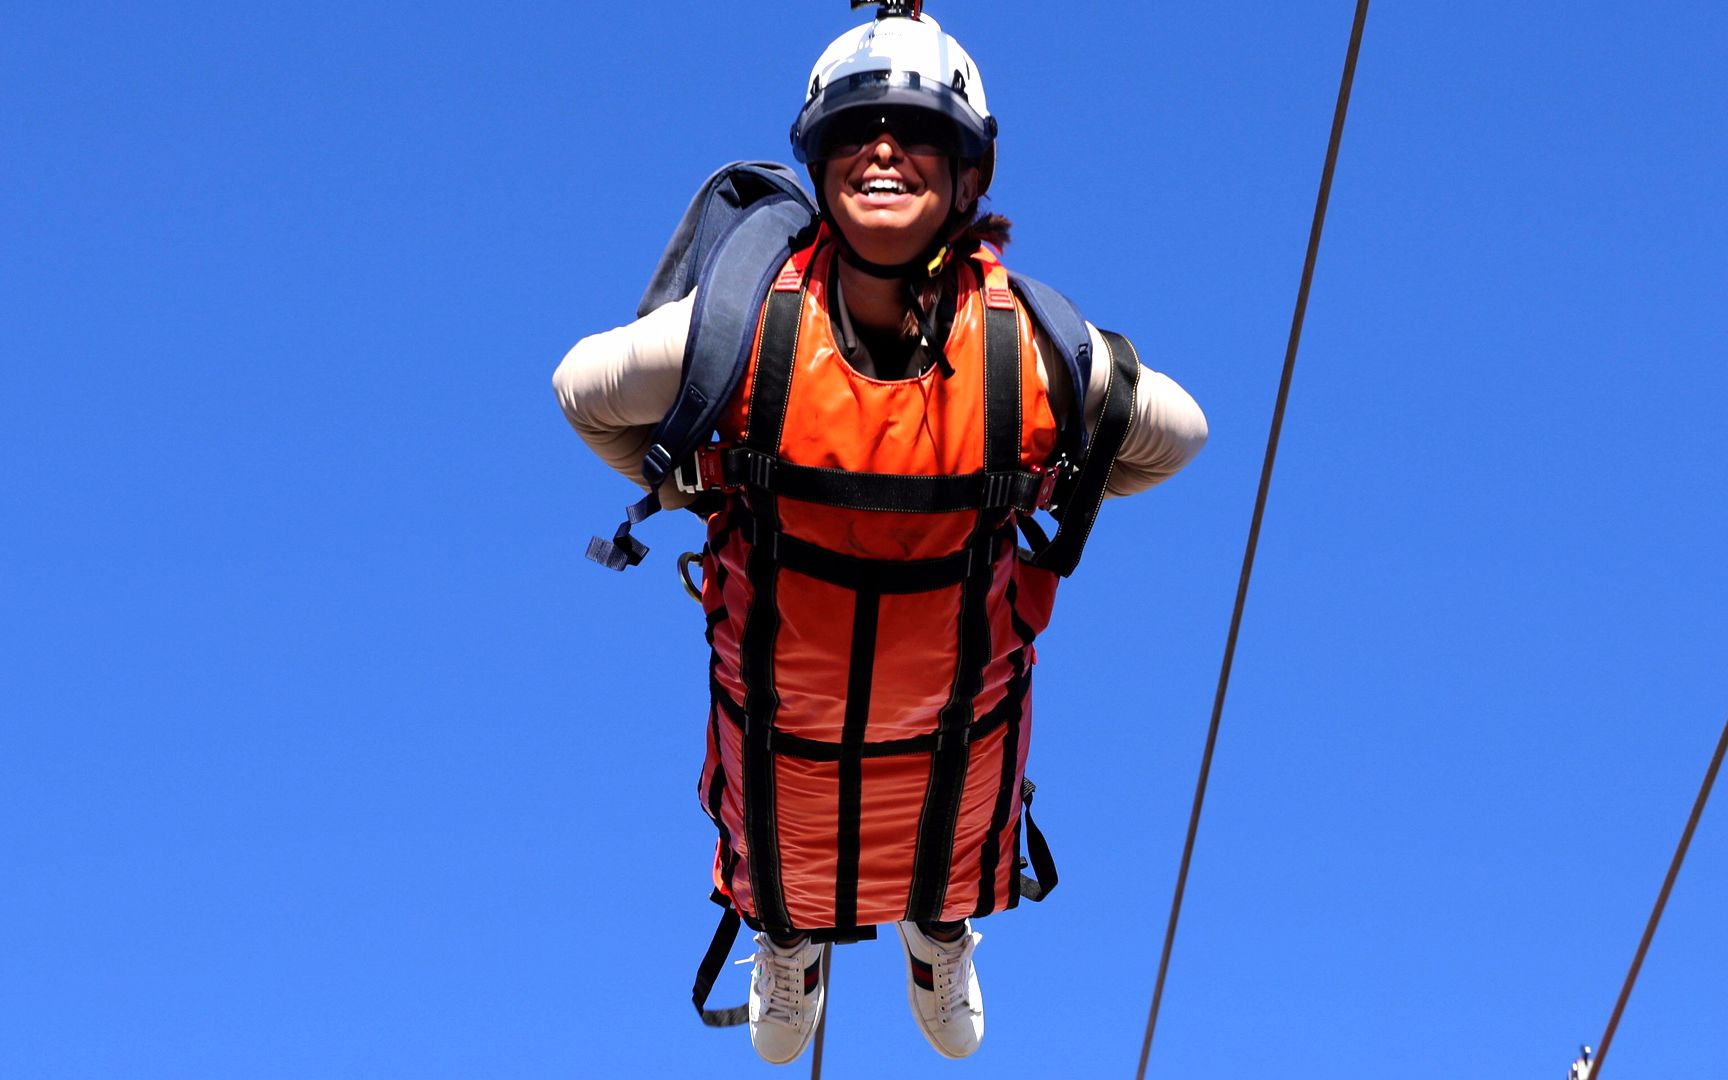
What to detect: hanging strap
<box><xmin>584</xmin><ymin>489</ymin><xmax>660</xmax><ymax>570</ymax></box>
<box><xmin>1016</xmin><ymin>778</ymin><xmax>1060</xmax><ymax>902</ymax></box>
<box><xmin>691</xmin><ymin>896</ymin><xmax>748</xmax><ymax>1028</ymax></box>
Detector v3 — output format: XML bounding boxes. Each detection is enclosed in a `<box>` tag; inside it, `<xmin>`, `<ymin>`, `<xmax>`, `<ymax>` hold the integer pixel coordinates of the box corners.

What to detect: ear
<box><xmin>954</xmin><ymin>163</ymin><xmax>982</xmax><ymax>217</ymax></box>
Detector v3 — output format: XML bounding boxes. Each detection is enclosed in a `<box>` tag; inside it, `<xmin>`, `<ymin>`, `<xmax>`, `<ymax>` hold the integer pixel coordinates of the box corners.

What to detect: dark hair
<box><xmin>899</xmin><ymin>208</ymin><xmax>1014</xmax><ymax>339</ymax></box>
<box><xmin>961</xmin><ymin>211</ymin><xmax>1013</xmax><ymax>251</ymax></box>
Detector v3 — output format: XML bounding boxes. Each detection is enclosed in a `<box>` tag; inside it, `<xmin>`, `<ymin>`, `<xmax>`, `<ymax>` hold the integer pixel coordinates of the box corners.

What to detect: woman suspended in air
<box><xmin>555</xmin><ymin>1</ymin><xmax>1206</xmax><ymax>1064</ymax></box>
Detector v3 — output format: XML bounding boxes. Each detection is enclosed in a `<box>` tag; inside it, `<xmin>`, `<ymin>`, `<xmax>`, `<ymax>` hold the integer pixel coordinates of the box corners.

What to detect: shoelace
<box><xmin>926</xmin><ymin>933</ymin><xmax>980</xmax><ymax>1020</ymax></box>
<box><xmin>736</xmin><ymin>939</ymin><xmax>810</xmax><ymax>1025</ymax></box>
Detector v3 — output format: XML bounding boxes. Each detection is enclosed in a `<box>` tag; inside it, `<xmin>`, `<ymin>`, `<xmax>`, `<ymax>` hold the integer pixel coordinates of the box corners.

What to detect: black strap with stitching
<box><xmin>735</xmin><ymin>278</ymin><xmax>805</xmax><ymax>936</ymax></box>
<box><xmin>1029</xmin><ymin>328</ymin><xmax>1141</xmax><ymax>577</ymax></box>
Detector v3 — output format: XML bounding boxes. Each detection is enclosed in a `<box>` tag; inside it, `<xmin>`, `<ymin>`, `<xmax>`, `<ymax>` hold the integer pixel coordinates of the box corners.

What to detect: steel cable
<box><xmin>1134</xmin><ymin>2</ymin><xmax>1372</xmax><ymax>1076</ymax></box>
<box><xmin>809</xmin><ymin>944</ymin><xmax>832</xmax><ymax>1079</ymax></box>
<box><xmin>1586</xmin><ymin>714</ymin><xmax>1728</xmax><ymax>1078</ymax></box>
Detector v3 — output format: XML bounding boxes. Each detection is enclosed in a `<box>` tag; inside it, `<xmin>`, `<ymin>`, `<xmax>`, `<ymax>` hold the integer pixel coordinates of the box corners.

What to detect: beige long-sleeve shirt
<box><xmin>555</xmin><ymin>290</ymin><xmax>1207</xmax><ymax>500</ymax></box>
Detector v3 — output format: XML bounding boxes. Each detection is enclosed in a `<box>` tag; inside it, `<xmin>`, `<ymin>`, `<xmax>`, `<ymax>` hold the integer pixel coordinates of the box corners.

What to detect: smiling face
<box><xmin>821</xmin><ymin>132</ymin><xmax>979</xmax><ymax>267</ymax></box>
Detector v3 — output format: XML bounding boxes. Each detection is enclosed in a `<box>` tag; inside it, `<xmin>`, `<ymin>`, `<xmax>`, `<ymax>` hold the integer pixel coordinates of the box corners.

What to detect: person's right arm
<box><xmin>552</xmin><ymin>293</ymin><xmax>695</xmax><ymax>490</ymax></box>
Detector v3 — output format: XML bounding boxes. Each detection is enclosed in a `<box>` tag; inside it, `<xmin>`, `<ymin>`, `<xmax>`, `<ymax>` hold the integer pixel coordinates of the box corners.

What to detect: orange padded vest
<box><xmin>696</xmin><ymin>235</ymin><xmax>1078</xmax><ymax>937</ymax></box>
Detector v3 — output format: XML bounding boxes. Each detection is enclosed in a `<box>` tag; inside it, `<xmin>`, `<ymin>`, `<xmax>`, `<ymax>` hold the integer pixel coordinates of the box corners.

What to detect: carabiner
<box><xmin>677</xmin><ymin>551</ymin><xmax>704</xmax><ymax>604</ymax></box>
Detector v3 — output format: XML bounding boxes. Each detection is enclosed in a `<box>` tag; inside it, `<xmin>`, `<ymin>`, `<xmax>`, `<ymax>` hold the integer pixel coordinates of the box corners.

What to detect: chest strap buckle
<box><xmin>1032</xmin><ymin>455</ymin><xmax>1073</xmax><ymax>511</ymax></box>
<box><xmin>676</xmin><ymin>446</ymin><xmax>733</xmax><ymax>495</ymax></box>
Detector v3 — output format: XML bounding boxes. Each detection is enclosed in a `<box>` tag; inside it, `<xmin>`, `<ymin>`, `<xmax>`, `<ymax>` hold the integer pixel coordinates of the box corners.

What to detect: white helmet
<box><xmin>790</xmin><ymin>6</ymin><xmax>997</xmax><ymax>191</ymax></box>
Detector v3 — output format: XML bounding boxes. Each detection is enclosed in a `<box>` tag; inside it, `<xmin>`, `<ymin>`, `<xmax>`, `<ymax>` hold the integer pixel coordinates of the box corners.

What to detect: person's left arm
<box><xmin>1034</xmin><ymin>323</ymin><xmax>1208</xmax><ymax>497</ymax></box>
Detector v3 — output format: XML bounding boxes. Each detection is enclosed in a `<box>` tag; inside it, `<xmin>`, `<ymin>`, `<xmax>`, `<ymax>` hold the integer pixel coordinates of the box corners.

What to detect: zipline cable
<box><xmin>809</xmin><ymin>944</ymin><xmax>832</xmax><ymax>1079</ymax></box>
<box><xmin>1134</xmin><ymin>2</ymin><xmax>1371</xmax><ymax>1076</ymax></box>
<box><xmin>1585</xmin><ymin>713</ymin><xmax>1728</xmax><ymax>1079</ymax></box>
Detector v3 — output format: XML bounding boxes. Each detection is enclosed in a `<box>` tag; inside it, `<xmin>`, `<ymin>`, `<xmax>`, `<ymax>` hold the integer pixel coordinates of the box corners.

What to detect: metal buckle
<box><xmin>746</xmin><ymin>451</ymin><xmax>773</xmax><ymax>489</ymax></box>
<box><xmin>1033</xmin><ymin>455</ymin><xmax>1071</xmax><ymax>510</ymax></box>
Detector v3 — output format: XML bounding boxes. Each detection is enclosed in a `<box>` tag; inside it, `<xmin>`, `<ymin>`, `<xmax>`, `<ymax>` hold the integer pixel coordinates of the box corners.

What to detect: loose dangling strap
<box><xmin>691</xmin><ymin>896</ymin><xmax>748</xmax><ymax>1028</ymax></box>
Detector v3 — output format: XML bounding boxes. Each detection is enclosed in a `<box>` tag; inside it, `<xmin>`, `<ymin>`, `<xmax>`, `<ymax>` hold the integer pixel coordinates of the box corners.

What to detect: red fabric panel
<box><xmin>852</xmin><ymin>753</ymin><xmax>929</xmax><ymax>926</ymax></box>
<box><xmin>768</xmin><ymin>569</ymin><xmax>852</xmax><ymax>743</ymax></box>
<box><xmin>705</xmin><ymin>700</ymin><xmax>754</xmax><ymax>921</ymax></box>
<box><xmin>869</xmin><ymin>587</ymin><xmax>963</xmax><ymax>741</ymax></box>
<box><xmin>774</xmin><ymin>754</ymin><xmax>841</xmax><ymax>928</ymax></box>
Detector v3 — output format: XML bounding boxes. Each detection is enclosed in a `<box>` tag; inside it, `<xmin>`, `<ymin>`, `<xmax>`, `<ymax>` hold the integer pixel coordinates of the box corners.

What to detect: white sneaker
<box><xmin>743</xmin><ymin>933</ymin><xmax>826</xmax><ymax>1065</ymax></box>
<box><xmin>895</xmin><ymin>921</ymin><xmax>984</xmax><ymax>1059</ymax></box>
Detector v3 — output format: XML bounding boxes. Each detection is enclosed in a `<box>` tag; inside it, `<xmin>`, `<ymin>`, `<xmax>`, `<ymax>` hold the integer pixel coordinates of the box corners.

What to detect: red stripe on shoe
<box><xmin>910</xmin><ymin>956</ymin><xmax>934</xmax><ymax>991</ymax></box>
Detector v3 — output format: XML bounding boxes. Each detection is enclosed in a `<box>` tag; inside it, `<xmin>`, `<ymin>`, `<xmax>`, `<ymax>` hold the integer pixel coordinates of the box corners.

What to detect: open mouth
<box><xmin>850</xmin><ymin>174</ymin><xmax>916</xmax><ymax>207</ymax></box>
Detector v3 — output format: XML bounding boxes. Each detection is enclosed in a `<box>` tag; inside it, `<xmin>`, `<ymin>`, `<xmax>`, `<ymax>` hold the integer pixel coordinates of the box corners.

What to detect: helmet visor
<box><xmin>814</xmin><ymin>105</ymin><xmax>962</xmax><ymax>160</ymax></box>
<box><xmin>792</xmin><ymin>70</ymin><xmax>995</xmax><ymax>163</ymax></box>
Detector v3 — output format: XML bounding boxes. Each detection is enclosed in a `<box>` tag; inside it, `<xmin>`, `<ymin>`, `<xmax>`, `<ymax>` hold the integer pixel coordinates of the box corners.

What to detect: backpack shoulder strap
<box><xmin>636</xmin><ymin>161</ymin><xmax>813</xmax><ymax>318</ymax></box>
<box><xmin>587</xmin><ymin>168</ymin><xmax>816</xmax><ymax>572</ymax></box>
<box><xmin>1009</xmin><ymin>272</ymin><xmax>1092</xmax><ymax>455</ymax></box>
<box><xmin>641</xmin><ymin>198</ymin><xmax>815</xmax><ymax>488</ymax></box>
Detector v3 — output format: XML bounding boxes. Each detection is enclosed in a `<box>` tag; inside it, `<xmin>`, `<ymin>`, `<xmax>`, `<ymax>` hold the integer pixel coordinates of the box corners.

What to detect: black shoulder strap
<box><xmin>1027</xmin><ymin>329</ymin><xmax>1139</xmax><ymax>577</ymax></box>
<box><xmin>733</xmin><ymin>274</ymin><xmax>806</xmax><ymax>936</ymax></box>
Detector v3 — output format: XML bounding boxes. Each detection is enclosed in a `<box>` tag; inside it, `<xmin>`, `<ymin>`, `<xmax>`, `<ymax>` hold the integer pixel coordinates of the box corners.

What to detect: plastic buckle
<box><xmin>643</xmin><ymin>443</ymin><xmax>674</xmax><ymax>487</ymax></box>
<box><xmin>675</xmin><ymin>447</ymin><xmax>730</xmax><ymax>495</ymax></box>
<box><xmin>673</xmin><ymin>457</ymin><xmax>705</xmax><ymax>495</ymax></box>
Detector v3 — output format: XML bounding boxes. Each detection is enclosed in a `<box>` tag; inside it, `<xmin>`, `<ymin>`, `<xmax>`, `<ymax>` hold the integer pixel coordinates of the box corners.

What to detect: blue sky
<box><xmin>4</xmin><ymin>2</ymin><xmax>1724</xmax><ymax>1077</ymax></box>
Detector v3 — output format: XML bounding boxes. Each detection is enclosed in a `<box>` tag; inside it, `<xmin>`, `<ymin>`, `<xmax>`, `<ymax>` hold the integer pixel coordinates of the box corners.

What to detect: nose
<box><xmin>870</xmin><ymin>135</ymin><xmax>902</xmax><ymax>163</ymax></box>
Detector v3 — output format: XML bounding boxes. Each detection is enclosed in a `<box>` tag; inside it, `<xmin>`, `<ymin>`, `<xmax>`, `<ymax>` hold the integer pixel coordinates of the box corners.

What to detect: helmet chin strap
<box><xmin>834</xmin><ymin>238</ymin><xmax>951</xmax><ymax>280</ymax></box>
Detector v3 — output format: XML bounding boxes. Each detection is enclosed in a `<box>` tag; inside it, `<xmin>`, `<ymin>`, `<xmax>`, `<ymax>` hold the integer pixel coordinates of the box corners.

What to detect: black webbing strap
<box><xmin>904</xmin><ymin>300</ymin><xmax>1023</xmax><ymax>923</ymax></box>
<box><xmin>585</xmin><ymin>488</ymin><xmax>659</xmax><ymax>570</ymax></box>
<box><xmin>731</xmin><ymin>508</ymin><xmax>1012</xmax><ymax>595</ymax></box>
<box><xmin>1030</xmin><ymin>329</ymin><xmax>1140</xmax><ymax>577</ymax></box>
<box><xmin>833</xmin><ymin>585</ymin><xmax>880</xmax><ymax>931</ymax></box>
<box><xmin>982</xmin><ymin>296</ymin><xmax>1023</xmax><ymax>481</ymax></box>
<box><xmin>1016</xmin><ymin>777</ymin><xmax>1059</xmax><ymax>902</ymax></box>
<box><xmin>714</xmin><ymin>448</ymin><xmax>1049</xmax><ymax>515</ymax></box>
<box><xmin>692</xmin><ymin>900</ymin><xmax>748</xmax><ymax>1027</ymax></box>
<box><xmin>736</xmin><ymin>278</ymin><xmax>804</xmax><ymax>935</ymax></box>
<box><xmin>974</xmin><ymin>575</ymin><xmax>1037</xmax><ymax>916</ymax></box>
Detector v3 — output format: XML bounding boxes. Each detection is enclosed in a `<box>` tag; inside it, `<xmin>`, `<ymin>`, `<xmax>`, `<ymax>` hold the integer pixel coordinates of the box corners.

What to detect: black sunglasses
<box><xmin>817</xmin><ymin>107</ymin><xmax>962</xmax><ymax>160</ymax></box>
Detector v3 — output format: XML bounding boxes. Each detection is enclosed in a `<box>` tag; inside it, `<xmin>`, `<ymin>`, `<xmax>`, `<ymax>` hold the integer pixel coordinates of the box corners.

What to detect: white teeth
<box><xmin>862</xmin><ymin>179</ymin><xmax>907</xmax><ymax>195</ymax></box>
